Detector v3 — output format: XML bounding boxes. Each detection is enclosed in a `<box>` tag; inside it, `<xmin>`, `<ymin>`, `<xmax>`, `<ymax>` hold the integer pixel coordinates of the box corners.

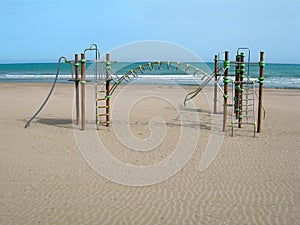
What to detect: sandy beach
<box><xmin>0</xmin><ymin>82</ymin><xmax>299</xmax><ymax>225</ymax></box>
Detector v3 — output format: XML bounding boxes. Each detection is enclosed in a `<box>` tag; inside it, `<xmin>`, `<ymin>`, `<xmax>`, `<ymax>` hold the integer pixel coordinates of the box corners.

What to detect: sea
<box><xmin>0</xmin><ymin>62</ymin><xmax>299</xmax><ymax>89</ymax></box>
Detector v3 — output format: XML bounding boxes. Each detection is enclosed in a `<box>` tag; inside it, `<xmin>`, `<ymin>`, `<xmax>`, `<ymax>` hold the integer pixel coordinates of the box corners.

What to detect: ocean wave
<box><xmin>264</xmin><ymin>77</ymin><xmax>300</xmax><ymax>88</ymax></box>
<box><xmin>1</xmin><ymin>62</ymin><xmax>299</xmax><ymax>88</ymax></box>
<box><xmin>0</xmin><ymin>73</ymin><xmax>300</xmax><ymax>89</ymax></box>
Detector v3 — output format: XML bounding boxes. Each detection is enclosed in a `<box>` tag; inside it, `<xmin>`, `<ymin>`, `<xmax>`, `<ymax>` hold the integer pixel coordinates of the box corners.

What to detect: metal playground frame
<box><xmin>25</xmin><ymin>44</ymin><xmax>265</xmax><ymax>137</ymax></box>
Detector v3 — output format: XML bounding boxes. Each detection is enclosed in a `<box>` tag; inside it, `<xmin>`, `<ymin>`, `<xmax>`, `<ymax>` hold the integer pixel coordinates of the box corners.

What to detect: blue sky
<box><xmin>1</xmin><ymin>0</ymin><xmax>299</xmax><ymax>63</ymax></box>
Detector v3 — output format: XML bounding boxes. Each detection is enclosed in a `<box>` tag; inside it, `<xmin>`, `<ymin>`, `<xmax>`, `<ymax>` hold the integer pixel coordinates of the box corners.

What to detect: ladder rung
<box><xmin>234</xmin><ymin>81</ymin><xmax>256</xmax><ymax>85</ymax></box>
<box><xmin>95</xmin><ymin>83</ymin><xmax>106</xmax><ymax>86</ymax></box>
<box><xmin>96</xmin><ymin>98</ymin><xmax>108</xmax><ymax>101</ymax></box>
<box><xmin>238</xmin><ymin>117</ymin><xmax>254</xmax><ymax>120</ymax></box>
<box><xmin>96</xmin><ymin>105</ymin><xmax>108</xmax><ymax>109</ymax></box>
<box><xmin>97</xmin><ymin>121</ymin><xmax>110</xmax><ymax>125</ymax></box>
<box><xmin>237</xmin><ymin>122</ymin><xmax>255</xmax><ymax>125</ymax></box>
<box><xmin>97</xmin><ymin>113</ymin><xmax>109</xmax><ymax>117</ymax></box>
<box><xmin>240</xmin><ymin>101</ymin><xmax>254</xmax><ymax>103</ymax></box>
<box><xmin>96</xmin><ymin>90</ymin><xmax>107</xmax><ymax>93</ymax></box>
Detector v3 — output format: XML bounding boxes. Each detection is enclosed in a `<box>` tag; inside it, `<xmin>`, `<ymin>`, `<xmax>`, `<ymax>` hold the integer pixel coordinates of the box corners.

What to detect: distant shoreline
<box><xmin>1</xmin><ymin>62</ymin><xmax>299</xmax><ymax>89</ymax></box>
<box><xmin>1</xmin><ymin>81</ymin><xmax>300</xmax><ymax>90</ymax></box>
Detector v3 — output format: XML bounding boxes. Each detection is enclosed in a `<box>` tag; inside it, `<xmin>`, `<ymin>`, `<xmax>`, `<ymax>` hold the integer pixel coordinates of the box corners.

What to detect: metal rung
<box><xmin>97</xmin><ymin>121</ymin><xmax>110</xmax><ymax>125</ymax></box>
<box><xmin>96</xmin><ymin>90</ymin><xmax>107</xmax><ymax>93</ymax></box>
<box><xmin>96</xmin><ymin>98</ymin><xmax>107</xmax><ymax>101</ymax></box>
<box><xmin>234</xmin><ymin>81</ymin><xmax>255</xmax><ymax>85</ymax></box>
<box><xmin>236</xmin><ymin>122</ymin><xmax>256</xmax><ymax>125</ymax></box>
<box><xmin>95</xmin><ymin>82</ymin><xmax>106</xmax><ymax>85</ymax></box>
<box><xmin>237</xmin><ymin>117</ymin><xmax>254</xmax><ymax>120</ymax></box>
<box><xmin>236</xmin><ymin>115</ymin><xmax>254</xmax><ymax>119</ymax></box>
<box><xmin>96</xmin><ymin>106</ymin><xmax>108</xmax><ymax>109</ymax></box>
<box><xmin>237</xmin><ymin>100</ymin><xmax>254</xmax><ymax>102</ymax></box>
<box><xmin>97</xmin><ymin>113</ymin><xmax>109</xmax><ymax>117</ymax></box>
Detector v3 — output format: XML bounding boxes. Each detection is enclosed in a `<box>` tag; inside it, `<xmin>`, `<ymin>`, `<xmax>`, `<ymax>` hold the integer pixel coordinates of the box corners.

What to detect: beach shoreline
<box><xmin>0</xmin><ymin>82</ymin><xmax>299</xmax><ymax>224</ymax></box>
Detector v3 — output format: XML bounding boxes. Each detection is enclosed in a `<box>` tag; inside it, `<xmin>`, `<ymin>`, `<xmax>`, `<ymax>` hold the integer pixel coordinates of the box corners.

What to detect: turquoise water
<box><xmin>0</xmin><ymin>62</ymin><xmax>299</xmax><ymax>88</ymax></box>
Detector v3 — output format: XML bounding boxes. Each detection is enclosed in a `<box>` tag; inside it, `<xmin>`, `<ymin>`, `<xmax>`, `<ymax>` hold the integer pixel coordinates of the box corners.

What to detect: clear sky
<box><xmin>1</xmin><ymin>0</ymin><xmax>299</xmax><ymax>63</ymax></box>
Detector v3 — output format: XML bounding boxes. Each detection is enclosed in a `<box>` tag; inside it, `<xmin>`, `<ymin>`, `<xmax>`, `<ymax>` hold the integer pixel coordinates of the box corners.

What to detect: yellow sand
<box><xmin>0</xmin><ymin>82</ymin><xmax>299</xmax><ymax>224</ymax></box>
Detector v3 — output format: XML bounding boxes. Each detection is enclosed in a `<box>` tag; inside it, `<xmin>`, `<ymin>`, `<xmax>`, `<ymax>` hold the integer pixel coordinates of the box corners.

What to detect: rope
<box><xmin>253</xmin><ymin>87</ymin><xmax>266</xmax><ymax>119</ymax></box>
<box><xmin>25</xmin><ymin>56</ymin><xmax>69</xmax><ymax>128</ymax></box>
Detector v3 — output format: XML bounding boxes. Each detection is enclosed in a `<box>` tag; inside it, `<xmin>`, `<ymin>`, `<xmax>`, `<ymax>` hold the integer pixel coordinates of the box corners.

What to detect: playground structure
<box><xmin>25</xmin><ymin>44</ymin><xmax>265</xmax><ymax>137</ymax></box>
<box><xmin>95</xmin><ymin>59</ymin><xmax>226</xmax><ymax>129</ymax></box>
<box><xmin>214</xmin><ymin>49</ymin><xmax>265</xmax><ymax>136</ymax></box>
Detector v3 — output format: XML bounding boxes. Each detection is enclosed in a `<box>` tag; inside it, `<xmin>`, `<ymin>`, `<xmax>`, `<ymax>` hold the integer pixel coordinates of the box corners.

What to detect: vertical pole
<box><xmin>105</xmin><ymin>54</ymin><xmax>111</xmax><ymax>127</ymax></box>
<box><xmin>81</xmin><ymin>53</ymin><xmax>86</xmax><ymax>130</ymax></box>
<box><xmin>95</xmin><ymin>47</ymin><xmax>98</xmax><ymax>128</ymax></box>
<box><xmin>223</xmin><ymin>51</ymin><xmax>229</xmax><ymax>132</ymax></box>
<box><xmin>238</xmin><ymin>53</ymin><xmax>245</xmax><ymax>128</ymax></box>
<box><xmin>214</xmin><ymin>55</ymin><xmax>218</xmax><ymax>114</ymax></box>
<box><xmin>257</xmin><ymin>52</ymin><xmax>264</xmax><ymax>133</ymax></box>
<box><xmin>235</xmin><ymin>54</ymin><xmax>240</xmax><ymax>120</ymax></box>
<box><xmin>75</xmin><ymin>54</ymin><xmax>80</xmax><ymax>125</ymax></box>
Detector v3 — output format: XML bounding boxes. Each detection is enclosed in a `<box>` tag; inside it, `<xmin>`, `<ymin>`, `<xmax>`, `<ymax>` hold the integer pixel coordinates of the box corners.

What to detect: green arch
<box><xmin>107</xmin><ymin>61</ymin><xmax>224</xmax><ymax>98</ymax></box>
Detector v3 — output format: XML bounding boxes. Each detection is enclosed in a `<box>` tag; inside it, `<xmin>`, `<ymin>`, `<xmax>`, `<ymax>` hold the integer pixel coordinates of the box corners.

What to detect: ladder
<box><xmin>95</xmin><ymin>82</ymin><xmax>110</xmax><ymax>129</ymax></box>
<box><xmin>231</xmin><ymin>80</ymin><xmax>256</xmax><ymax>137</ymax></box>
<box><xmin>95</xmin><ymin>60</ymin><xmax>112</xmax><ymax>129</ymax></box>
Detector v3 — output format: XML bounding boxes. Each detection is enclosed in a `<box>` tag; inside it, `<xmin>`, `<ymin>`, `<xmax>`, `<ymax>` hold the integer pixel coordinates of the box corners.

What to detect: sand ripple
<box><xmin>0</xmin><ymin>84</ymin><xmax>299</xmax><ymax>224</ymax></box>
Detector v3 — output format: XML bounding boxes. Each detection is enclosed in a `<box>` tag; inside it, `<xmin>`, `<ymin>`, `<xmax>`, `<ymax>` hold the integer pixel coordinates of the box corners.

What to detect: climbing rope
<box><xmin>25</xmin><ymin>56</ymin><xmax>71</xmax><ymax>128</ymax></box>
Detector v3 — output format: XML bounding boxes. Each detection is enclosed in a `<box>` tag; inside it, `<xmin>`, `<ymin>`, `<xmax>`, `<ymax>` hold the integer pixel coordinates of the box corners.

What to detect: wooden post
<box><xmin>75</xmin><ymin>54</ymin><xmax>80</xmax><ymax>125</ymax></box>
<box><xmin>238</xmin><ymin>53</ymin><xmax>245</xmax><ymax>128</ymax></box>
<box><xmin>223</xmin><ymin>51</ymin><xmax>229</xmax><ymax>132</ymax></box>
<box><xmin>105</xmin><ymin>54</ymin><xmax>110</xmax><ymax>127</ymax></box>
<box><xmin>214</xmin><ymin>55</ymin><xmax>218</xmax><ymax>114</ymax></box>
<box><xmin>257</xmin><ymin>52</ymin><xmax>264</xmax><ymax>133</ymax></box>
<box><xmin>81</xmin><ymin>53</ymin><xmax>86</xmax><ymax>130</ymax></box>
<box><xmin>235</xmin><ymin>54</ymin><xmax>240</xmax><ymax>120</ymax></box>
